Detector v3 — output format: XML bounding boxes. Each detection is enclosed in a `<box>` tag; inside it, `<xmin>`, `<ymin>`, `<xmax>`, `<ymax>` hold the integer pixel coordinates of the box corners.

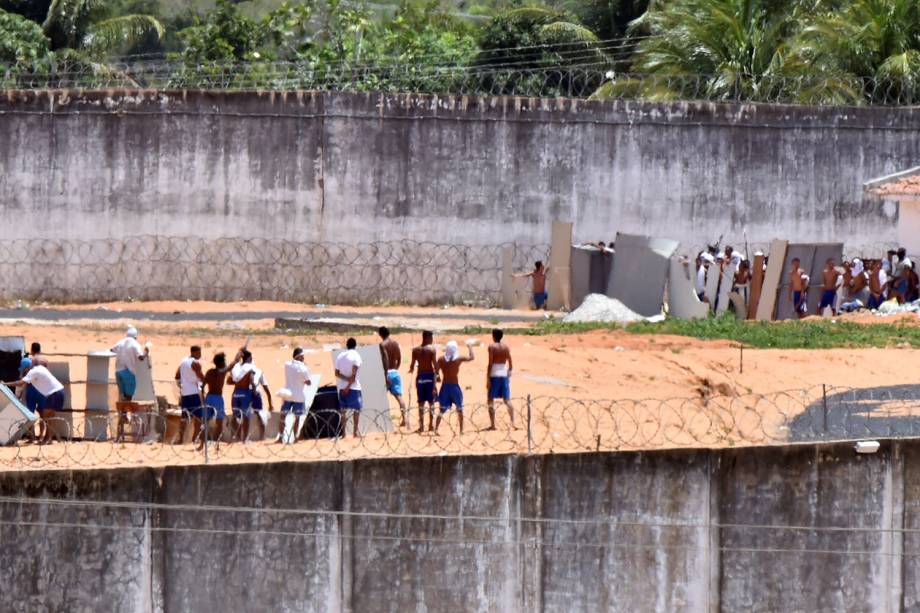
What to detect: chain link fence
<box><xmin>3</xmin><ymin>236</ymin><xmax>547</xmax><ymax>305</ymax></box>
<box><xmin>4</xmin><ymin>61</ymin><xmax>920</xmax><ymax>105</ymax></box>
<box><xmin>3</xmin><ymin>384</ymin><xmax>919</xmax><ymax>470</ymax></box>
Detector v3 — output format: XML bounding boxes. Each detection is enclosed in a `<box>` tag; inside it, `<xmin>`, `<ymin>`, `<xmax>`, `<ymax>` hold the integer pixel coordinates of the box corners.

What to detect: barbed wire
<box><xmin>3</xmin><ymin>59</ymin><xmax>920</xmax><ymax>105</ymax></box>
<box><xmin>2</xmin><ymin>383</ymin><xmax>918</xmax><ymax>470</ymax></box>
<box><xmin>0</xmin><ymin>237</ymin><xmax>547</xmax><ymax>305</ymax></box>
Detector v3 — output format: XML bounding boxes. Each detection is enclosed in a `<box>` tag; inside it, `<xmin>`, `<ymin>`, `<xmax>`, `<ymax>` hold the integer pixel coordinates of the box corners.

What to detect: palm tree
<box><xmin>592</xmin><ymin>0</ymin><xmax>793</xmax><ymax>101</ymax></box>
<box><xmin>784</xmin><ymin>0</ymin><xmax>920</xmax><ymax>103</ymax></box>
<box><xmin>42</xmin><ymin>0</ymin><xmax>163</xmax><ymax>58</ymax></box>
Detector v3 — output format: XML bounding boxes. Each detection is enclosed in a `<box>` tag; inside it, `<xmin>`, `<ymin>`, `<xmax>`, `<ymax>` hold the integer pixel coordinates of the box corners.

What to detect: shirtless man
<box><xmin>517</xmin><ymin>261</ymin><xmax>549</xmax><ymax>310</ymax></box>
<box><xmin>433</xmin><ymin>341</ymin><xmax>474</xmax><ymax>435</ymax></box>
<box><xmin>868</xmin><ymin>260</ymin><xmax>888</xmax><ymax>310</ymax></box>
<box><xmin>487</xmin><ymin>329</ymin><xmax>517</xmax><ymax>430</ymax></box>
<box><xmin>408</xmin><ymin>331</ymin><xmax>437</xmax><ymax>433</ymax></box>
<box><xmin>174</xmin><ymin>346</ymin><xmax>204</xmax><ymax>443</ymax></box>
<box><xmin>788</xmin><ymin>258</ymin><xmax>808</xmax><ymax>319</ymax></box>
<box><xmin>378</xmin><ymin>326</ymin><xmax>408</xmax><ymax>428</ymax></box>
<box><xmin>228</xmin><ymin>350</ymin><xmax>273</xmax><ymax>443</ymax></box>
<box><xmin>819</xmin><ymin>258</ymin><xmax>840</xmax><ymax>315</ymax></box>
<box><xmin>201</xmin><ymin>349</ymin><xmax>243</xmax><ymax>449</ymax></box>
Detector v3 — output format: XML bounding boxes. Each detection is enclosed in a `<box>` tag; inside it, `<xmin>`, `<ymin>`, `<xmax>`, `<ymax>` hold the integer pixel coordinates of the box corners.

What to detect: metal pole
<box><xmin>822</xmin><ymin>384</ymin><xmax>828</xmax><ymax>436</ymax></box>
<box><xmin>526</xmin><ymin>395</ymin><xmax>532</xmax><ymax>454</ymax></box>
<box><xmin>203</xmin><ymin>404</ymin><xmax>209</xmax><ymax>465</ymax></box>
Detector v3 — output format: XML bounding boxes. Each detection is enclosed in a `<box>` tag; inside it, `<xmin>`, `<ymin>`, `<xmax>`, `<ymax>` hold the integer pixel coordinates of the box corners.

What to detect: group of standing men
<box><xmin>379</xmin><ymin>326</ymin><xmax>517</xmax><ymax>435</ymax></box>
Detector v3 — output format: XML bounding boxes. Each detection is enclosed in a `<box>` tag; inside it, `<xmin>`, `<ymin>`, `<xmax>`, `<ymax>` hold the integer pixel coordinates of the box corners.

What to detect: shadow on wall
<box><xmin>790</xmin><ymin>384</ymin><xmax>920</xmax><ymax>442</ymax></box>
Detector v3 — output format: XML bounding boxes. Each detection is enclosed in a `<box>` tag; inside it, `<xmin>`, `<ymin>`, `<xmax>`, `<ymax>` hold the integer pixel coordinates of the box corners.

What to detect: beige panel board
<box><xmin>0</xmin><ymin>384</ymin><xmax>36</xmax><ymax>445</ymax></box>
<box><xmin>46</xmin><ymin>362</ymin><xmax>73</xmax><ymax>439</ymax></box>
<box><xmin>668</xmin><ymin>258</ymin><xmax>709</xmax><ymax>319</ymax></box>
<box><xmin>755</xmin><ymin>240</ymin><xmax>788</xmax><ymax>321</ymax></box>
<box><xmin>333</xmin><ymin>345</ymin><xmax>393</xmax><ymax>436</ymax></box>
<box><xmin>729</xmin><ymin>292</ymin><xmax>747</xmax><ymax>319</ymax></box>
<box><xmin>134</xmin><ymin>359</ymin><xmax>156</xmax><ymax>403</ymax></box>
<box><xmin>608</xmin><ymin>234</ymin><xmax>679</xmax><ymax>317</ymax></box>
<box><xmin>703</xmin><ymin>262</ymin><xmax>720</xmax><ymax>307</ymax></box>
<box><xmin>547</xmin><ymin>221</ymin><xmax>573</xmax><ymax>310</ymax></box>
<box><xmin>716</xmin><ymin>263</ymin><xmax>738</xmax><ymax>314</ymax></box>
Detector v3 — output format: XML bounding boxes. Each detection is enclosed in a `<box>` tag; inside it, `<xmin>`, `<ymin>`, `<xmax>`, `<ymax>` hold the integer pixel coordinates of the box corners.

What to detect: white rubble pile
<box><xmin>874</xmin><ymin>299</ymin><xmax>920</xmax><ymax>316</ymax></box>
<box><xmin>563</xmin><ymin>294</ymin><xmax>648</xmax><ymax>323</ymax></box>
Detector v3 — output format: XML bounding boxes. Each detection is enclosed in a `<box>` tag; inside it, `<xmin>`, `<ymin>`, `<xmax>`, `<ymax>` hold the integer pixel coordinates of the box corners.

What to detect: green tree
<box><xmin>0</xmin><ymin>8</ymin><xmax>52</xmax><ymax>63</ymax></box>
<box><xmin>595</xmin><ymin>0</ymin><xmax>794</xmax><ymax>101</ymax></box>
<box><xmin>41</xmin><ymin>0</ymin><xmax>164</xmax><ymax>58</ymax></box>
<box><xmin>475</xmin><ymin>6</ymin><xmax>608</xmax><ymax>96</ymax></box>
<box><xmin>785</xmin><ymin>0</ymin><xmax>920</xmax><ymax>103</ymax></box>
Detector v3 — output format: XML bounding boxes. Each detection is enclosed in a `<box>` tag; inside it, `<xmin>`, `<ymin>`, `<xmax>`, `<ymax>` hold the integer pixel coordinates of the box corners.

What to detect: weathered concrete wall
<box><xmin>0</xmin><ymin>441</ymin><xmax>917</xmax><ymax>612</ymax></box>
<box><xmin>0</xmin><ymin>90</ymin><xmax>912</xmax><ymax>249</ymax></box>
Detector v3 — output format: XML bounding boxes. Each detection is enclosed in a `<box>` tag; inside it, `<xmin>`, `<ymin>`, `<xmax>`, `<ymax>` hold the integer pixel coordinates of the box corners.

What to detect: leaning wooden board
<box><xmin>755</xmin><ymin>240</ymin><xmax>788</xmax><ymax>321</ymax></box>
<box><xmin>746</xmin><ymin>253</ymin><xmax>765</xmax><ymax>320</ymax></box>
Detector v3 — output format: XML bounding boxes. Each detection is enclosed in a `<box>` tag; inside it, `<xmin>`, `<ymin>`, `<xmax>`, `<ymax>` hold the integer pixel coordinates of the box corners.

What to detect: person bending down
<box><xmin>433</xmin><ymin>341</ymin><xmax>474</xmax><ymax>435</ymax></box>
<box><xmin>5</xmin><ymin>363</ymin><xmax>66</xmax><ymax>445</ymax></box>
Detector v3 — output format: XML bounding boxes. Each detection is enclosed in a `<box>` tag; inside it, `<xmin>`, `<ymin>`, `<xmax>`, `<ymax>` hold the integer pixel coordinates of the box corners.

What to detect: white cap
<box><xmin>126</xmin><ymin>326</ymin><xmax>138</xmax><ymax>338</ymax></box>
<box><xmin>444</xmin><ymin>341</ymin><xmax>459</xmax><ymax>362</ymax></box>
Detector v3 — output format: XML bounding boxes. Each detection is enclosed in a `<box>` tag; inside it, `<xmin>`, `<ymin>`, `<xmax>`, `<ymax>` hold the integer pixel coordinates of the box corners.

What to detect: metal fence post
<box><xmin>526</xmin><ymin>395</ymin><xmax>532</xmax><ymax>454</ymax></box>
<box><xmin>203</xmin><ymin>405</ymin><xmax>209</xmax><ymax>465</ymax></box>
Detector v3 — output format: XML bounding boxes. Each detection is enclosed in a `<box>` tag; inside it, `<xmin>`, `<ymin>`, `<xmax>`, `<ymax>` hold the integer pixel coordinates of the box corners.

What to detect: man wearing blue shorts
<box><xmin>409</xmin><ymin>330</ymin><xmax>437</xmax><ymax>433</ymax></box>
<box><xmin>280</xmin><ymin>347</ymin><xmax>312</xmax><ymax>444</ymax></box>
<box><xmin>487</xmin><ymin>329</ymin><xmax>517</xmax><ymax>430</ymax></box>
<box><xmin>378</xmin><ymin>326</ymin><xmax>408</xmax><ymax>428</ymax></box>
<box><xmin>818</xmin><ymin>258</ymin><xmax>840</xmax><ymax>315</ymax></box>
<box><xmin>175</xmin><ymin>346</ymin><xmax>205</xmax><ymax>443</ymax></box>
<box><xmin>434</xmin><ymin>341</ymin><xmax>474</xmax><ymax>435</ymax></box>
<box><xmin>200</xmin><ymin>349</ymin><xmax>242</xmax><ymax>449</ymax></box>
<box><xmin>230</xmin><ymin>350</ymin><xmax>273</xmax><ymax>442</ymax></box>
<box><xmin>111</xmin><ymin>326</ymin><xmax>149</xmax><ymax>401</ymax></box>
<box><xmin>7</xmin><ymin>363</ymin><xmax>66</xmax><ymax>444</ymax></box>
<box><xmin>335</xmin><ymin>338</ymin><xmax>363</xmax><ymax>437</ymax></box>
<box><xmin>516</xmin><ymin>261</ymin><xmax>549</xmax><ymax>310</ymax></box>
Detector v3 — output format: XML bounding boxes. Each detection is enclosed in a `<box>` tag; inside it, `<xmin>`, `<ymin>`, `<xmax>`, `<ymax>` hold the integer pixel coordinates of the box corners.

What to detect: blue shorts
<box><xmin>416</xmin><ymin>373</ymin><xmax>436</xmax><ymax>404</ymax></box>
<box><xmin>534</xmin><ymin>291</ymin><xmax>548</xmax><ymax>308</ymax></box>
<box><xmin>252</xmin><ymin>391</ymin><xmax>263</xmax><ymax>411</ymax></box>
<box><xmin>819</xmin><ymin>289</ymin><xmax>836</xmax><ymax>309</ymax></box>
<box><xmin>180</xmin><ymin>394</ymin><xmax>201</xmax><ymax>417</ymax></box>
<box><xmin>115</xmin><ymin>369</ymin><xmax>137</xmax><ymax>398</ymax></box>
<box><xmin>340</xmin><ymin>389</ymin><xmax>363</xmax><ymax>410</ymax></box>
<box><xmin>793</xmin><ymin>290</ymin><xmax>806</xmax><ymax>312</ymax></box>
<box><xmin>25</xmin><ymin>384</ymin><xmax>44</xmax><ymax>413</ymax></box>
<box><xmin>203</xmin><ymin>394</ymin><xmax>225</xmax><ymax>420</ymax></box>
<box><xmin>386</xmin><ymin>370</ymin><xmax>403</xmax><ymax>396</ymax></box>
<box><xmin>868</xmin><ymin>293</ymin><xmax>884</xmax><ymax>310</ymax></box>
<box><xmin>895</xmin><ymin>278</ymin><xmax>909</xmax><ymax>294</ymax></box>
<box><xmin>488</xmin><ymin>377</ymin><xmax>510</xmax><ymax>401</ymax></box>
<box><xmin>232</xmin><ymin>390</ymin><xmax>254</xmax><ymax>418</ymax></box>
<box><xmin>438</xmin><ymin>383</ymin><xmax>463</xmax><ymax>412</ymax></box>
<box><xmin>281</xmin><ymin>400</ymin><xmax>306</xmax><ymax>416</ymax></box>
<box><xmin>42</xmin><ymin>389</ymin><xmax>64</xmax><ymax>413</ymax></box>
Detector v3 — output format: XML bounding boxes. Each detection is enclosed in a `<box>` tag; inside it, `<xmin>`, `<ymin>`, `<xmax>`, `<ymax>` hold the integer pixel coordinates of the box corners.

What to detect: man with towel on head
<box><xmin>111</xmin><ymin>326</ymin><xmax>149</xmax><ymax>401</ymax></box>
<box><xmin>279</xmin><ymin>347</ymin><xmax>312</xmax><ymax>443</ymax></box>
<box><xmin>433</xmin><ymin>340</ymin><xmax>474</xmax><ymax>435</ymax></box>
<box><xmin>378</xmin><ymin>327</ymin><xmax>408</xmax><ymax>428</ymax></box>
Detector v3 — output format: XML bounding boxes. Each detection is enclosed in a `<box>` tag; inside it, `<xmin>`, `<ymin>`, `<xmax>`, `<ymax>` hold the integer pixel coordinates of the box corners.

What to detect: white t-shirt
<box><xmin>23</xmin><ymin>365</ymin><xmax>64</xmax><ymax>397</ymax></box>
<box><xmin>695</xmin><ymin>265</ymin><xmax>707</xmax><ymax>294</ymax></box>
<box><xmin>178</xmin><ymin>356</ymin><xmax>202</xmax><ymax>396</ymax></box>
<box><xmin>335</xmin><ymin>350</ymin><xmax>362</xmax><ymax>391</ymax></box>
<box><xmin>231</xmin><ymin>362</ymin><xmax>255</xmax><ymax>383</ymax></box>
<box><xmin>284</xmin><ymin>360</ymin><xmax>312</xmax><ymax>402</ymax></box>
<box><xmin>112</xmin><ymin>337</ymin><xmax>144</xmax><ymax>373</ymax></box>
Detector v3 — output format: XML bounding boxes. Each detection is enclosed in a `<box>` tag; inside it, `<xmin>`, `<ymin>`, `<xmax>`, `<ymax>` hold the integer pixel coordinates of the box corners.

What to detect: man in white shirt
<box><xmin>229</xmin><ymin>350</ymin><xmax>273</xmax><ymax>442</ymax></box>
<box><xmin>174</xmin><ymin>346</ymin><xmax>204</xmax><ymax>442</ymax></box>
<box><xmin>335</xmin><ymin>338</ymin><xmax>363</xmax><ymax>437</ymax></box>
<box><xmin>111</xmin><ymin>326</ymin><xmax>149</xmax><ymax>401</ymax></box>
<box><xmin>282</xmin><ymin>347</ymin><xmax>312</xmax><ymax>415</ymax></box>
<box><xmin>6</xmin><ymin>363</ymin><xmax>65</xmax><ymax>444</ymax></box>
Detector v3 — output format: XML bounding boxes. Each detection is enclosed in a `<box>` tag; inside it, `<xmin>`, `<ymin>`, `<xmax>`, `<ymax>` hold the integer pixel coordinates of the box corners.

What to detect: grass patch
<box><xmin>626</xmin><ymin>314</ymin><xmax>920</xmax><ymax>349</ymax></box>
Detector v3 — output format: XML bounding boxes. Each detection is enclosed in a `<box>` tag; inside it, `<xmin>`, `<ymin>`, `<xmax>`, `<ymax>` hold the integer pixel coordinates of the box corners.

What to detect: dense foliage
<box><xmin>1</xmin><ymin>0</ymin><xmax>919</xmax><ymax>103</ymax></box>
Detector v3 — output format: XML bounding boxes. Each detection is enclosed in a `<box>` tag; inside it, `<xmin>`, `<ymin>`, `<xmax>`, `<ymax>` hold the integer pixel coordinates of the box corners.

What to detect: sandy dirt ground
<box><xmin>1</xmin><ymin>302</ymin><xmax>918</xmax><ymax>471</ymax></box>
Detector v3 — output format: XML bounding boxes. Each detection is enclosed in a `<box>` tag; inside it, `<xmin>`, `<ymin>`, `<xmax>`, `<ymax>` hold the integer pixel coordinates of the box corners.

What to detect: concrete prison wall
<box><xmin>0</xmin><ymin>440</ymin><xmax>917</xmax><ymax>611</ymax></box>
<box><xmin>0</xmin><ymin>89</ymin><xmax>913</xmax><ymax>302</ymax></box>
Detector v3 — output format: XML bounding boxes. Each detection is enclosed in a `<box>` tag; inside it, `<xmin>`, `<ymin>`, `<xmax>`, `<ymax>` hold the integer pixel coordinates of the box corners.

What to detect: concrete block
<box><xmin>547</xmin><ymin>221</ymin><xmax>572</xmax><ymax>310</ymax></box>
<box><xmin>608</xmin><ymin>233</ymin><xmax>679</xmax><ymax>317</ymax></box>
<box><xmin>746</xmin><ymin>254</ymin><xmax>765</xmax><ymax>319</ymax></box>
<box><xmin>668</xmin><ymin>257</ymin><xmax>709</xmax><ymax>319</ymax></box>
<box><xmin>0</xmin><ymin>384</ymin><xmax>36</xmax><ymax>445</ymax></box>
<box><xmin>755</xmin><ymin>240</ymin><xmax>788</xmax><ymax>321</ymax></box>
